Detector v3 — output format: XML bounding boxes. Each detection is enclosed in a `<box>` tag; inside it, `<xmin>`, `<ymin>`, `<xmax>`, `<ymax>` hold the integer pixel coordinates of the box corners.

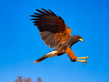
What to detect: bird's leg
<box><xmin>66</xmin><ymin>48</ymin><xmax>77</xmax><ymax>61</ymax></box>
<box><xmin>76</xmin><ymin>56</ymin><xmax>89</xmax><ymax>65</ymax></box>
<box><xmin>76</xmin><ymin>59</ymin><xmax>89</xmax><ymax>65</ymax></box>
<box><xmin>66</xmin><ymin>48</ymin><xmax>89</xmax><ymax>65</ymax></box>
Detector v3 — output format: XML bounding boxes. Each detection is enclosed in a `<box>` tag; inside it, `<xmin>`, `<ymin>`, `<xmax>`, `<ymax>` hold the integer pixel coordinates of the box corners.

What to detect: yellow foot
<box><xmin>76</xmin><ymin>60</ymin><xmax>89</xmax><ymax>65</ymax></box>
<box><xmin>77</xmin><ymin>56</ymin><xmax>89</xmax><ymax>60</ymax></box>
<box><xmin>76</xmin><ymin>56</ymin><xmax>89</xmax><ymax>65</ymax></box>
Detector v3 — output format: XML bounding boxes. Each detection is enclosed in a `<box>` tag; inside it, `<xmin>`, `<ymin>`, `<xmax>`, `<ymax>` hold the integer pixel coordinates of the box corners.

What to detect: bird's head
<box><xmin>69</xmin><ymin>35</ymin><xmax>83</xmax><ymax>47</ymax></box>
<box><xmin>68</xmin><ymin>35</ymin><xmax>83</xmax><ymax>47</ymax></box>
<box><xmin>71</xmin><ymin>35</ymin><xmax>83</xmax><ymax>44</ymax></box>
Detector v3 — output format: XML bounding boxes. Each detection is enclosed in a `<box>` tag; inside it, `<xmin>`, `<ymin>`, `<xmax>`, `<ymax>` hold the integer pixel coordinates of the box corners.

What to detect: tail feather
<box><xmin>34</xmin><ymin>50</ymin><xmax>58</xmax><ymax>63</ymax></box>
<box><xmin>34</xmin><ymin>55</ymin><xmax>48</xmax><ymax>63</ymax></box>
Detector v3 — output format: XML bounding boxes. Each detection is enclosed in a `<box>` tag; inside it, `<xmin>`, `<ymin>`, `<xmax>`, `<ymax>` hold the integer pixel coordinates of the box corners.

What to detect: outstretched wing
<box><xmin>31</xmin><ymin>8</ymin><xmax>72</xmax><ymax>49</ymax></box>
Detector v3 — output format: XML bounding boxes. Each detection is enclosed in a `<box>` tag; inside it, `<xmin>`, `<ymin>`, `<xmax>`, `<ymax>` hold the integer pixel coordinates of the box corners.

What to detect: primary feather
<box><xmin>31</xmin><ymin>8</ymin><xmax>71</xmax><ymax>49</ymax></box>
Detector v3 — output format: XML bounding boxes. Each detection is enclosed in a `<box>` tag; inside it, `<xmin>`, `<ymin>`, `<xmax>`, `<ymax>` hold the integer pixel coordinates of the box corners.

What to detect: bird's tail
<box><xmin>34</xmin><ymin>50</ymin><xmax>58</xmax><ymax>63</ymax></box>
<box><xmin>34</xmin><ymin>54</ymin><xmax>48</xmax><ymax>63</ymax></box>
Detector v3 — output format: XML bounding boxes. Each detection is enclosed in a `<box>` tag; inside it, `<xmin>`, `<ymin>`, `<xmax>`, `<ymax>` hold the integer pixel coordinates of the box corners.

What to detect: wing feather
<box><xmin>31</xmin><ymin>8</ymin><xmax>72</xmax><ymax>49</ymax></box>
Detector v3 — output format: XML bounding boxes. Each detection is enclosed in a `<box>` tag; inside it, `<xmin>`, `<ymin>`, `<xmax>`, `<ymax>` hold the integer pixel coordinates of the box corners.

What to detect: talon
<box><xmin>76</xmin><ymin>59</ymin><xmax>89</xmax><ymax>65</ymax></box>
<box><xmin>76</xmin><ymin>56</ymin><xmax>89</xmax><ymax>65</ymax></box>
<box><xmin>86</xmin><ymin>56</ymin><xmax>89</xmax><ymax>58</ymax></box>
<box><xmin>82</xmin><ymin>62</ymin><xmax>84</xmax><ymax>65</ymax></box>
<box><xmin>86</xmin><ymin>60</ymin><xmax>89</xmax><ymax>63</ymax></box>
<box><xmin>77</xmin><ymin>56</ymin><xmax>89</xmax><ymax>60</ymax></box>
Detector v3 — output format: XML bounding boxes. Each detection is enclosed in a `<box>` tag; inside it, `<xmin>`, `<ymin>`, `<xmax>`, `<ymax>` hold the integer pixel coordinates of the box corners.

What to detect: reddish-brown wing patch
<box><xmin>66</xmin><ymin>28</ymin><xmax>72</xmax><ymax>36</ymax></box>
<box><xmin>31</xmin><ymin>8</ymin><xmax>71</xmax><ymax>49</ymax></box>
<box><xmin>55</xmin><ymin>31</ymin><xmax>70</xmax><ymax>44</ymax></box>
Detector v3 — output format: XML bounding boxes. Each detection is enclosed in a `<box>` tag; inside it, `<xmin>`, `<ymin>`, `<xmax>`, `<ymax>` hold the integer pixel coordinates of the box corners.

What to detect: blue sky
<box><xmin>0</xmin><ymin>0</ymin><xmax>109</xmax><ymax>82</ymax></box>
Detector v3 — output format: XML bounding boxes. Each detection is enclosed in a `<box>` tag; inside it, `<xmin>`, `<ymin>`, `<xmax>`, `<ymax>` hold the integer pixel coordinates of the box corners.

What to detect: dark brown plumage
<box><xmin>31</xmin><ymin>8</ymin><xmax>89</xmax><ymax>65</ymax></box>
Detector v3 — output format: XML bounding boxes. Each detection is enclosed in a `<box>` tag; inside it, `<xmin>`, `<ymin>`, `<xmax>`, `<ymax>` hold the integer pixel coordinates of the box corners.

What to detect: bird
<box><xmin>30</xmin><ymin>8</ymin><xmax>89</xmax><ymax>65</ymax></box>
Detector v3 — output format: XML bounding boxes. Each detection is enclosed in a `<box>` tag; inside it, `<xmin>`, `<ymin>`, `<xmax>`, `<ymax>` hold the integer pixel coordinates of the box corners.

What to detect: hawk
<box><xmin>31</xmin><ymin>8</ymin><xmax>89</xmax><ymax>65</ymax></box>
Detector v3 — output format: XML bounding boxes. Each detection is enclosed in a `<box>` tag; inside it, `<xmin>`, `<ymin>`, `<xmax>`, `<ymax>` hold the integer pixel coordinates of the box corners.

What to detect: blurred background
<box><xmin>0</xmin><ymin>0</ymin><xmax>109</xmax><ymax>82</ymax></box>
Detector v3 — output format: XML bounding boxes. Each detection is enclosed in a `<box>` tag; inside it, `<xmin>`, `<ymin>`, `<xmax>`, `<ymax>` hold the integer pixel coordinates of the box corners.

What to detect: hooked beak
<box><xmin>79</xmin><ymin>38</ymin><xmax>83</xmax><ymax>42</ymax></box>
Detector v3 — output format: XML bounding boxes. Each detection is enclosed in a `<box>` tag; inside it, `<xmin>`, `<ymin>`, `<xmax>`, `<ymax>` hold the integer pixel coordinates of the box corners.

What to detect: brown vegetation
<box><xmin>15</xmin><ymin>76</ymin><xmax>43</xmax><ymax>82</ymax></box>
